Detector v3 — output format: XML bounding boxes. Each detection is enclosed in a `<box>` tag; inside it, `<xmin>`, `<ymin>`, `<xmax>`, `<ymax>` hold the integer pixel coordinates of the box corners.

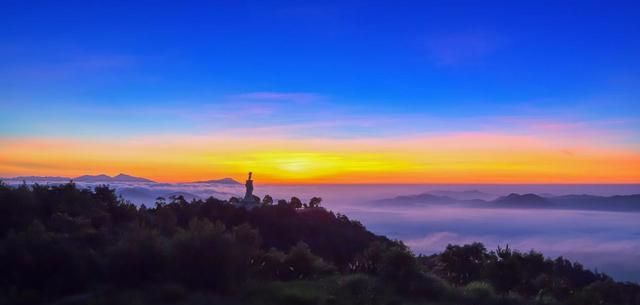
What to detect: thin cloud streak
<box><xmin>229</xmin><ymin>92</ymin><xmax>322</xmax><ymax>104</ymax></box>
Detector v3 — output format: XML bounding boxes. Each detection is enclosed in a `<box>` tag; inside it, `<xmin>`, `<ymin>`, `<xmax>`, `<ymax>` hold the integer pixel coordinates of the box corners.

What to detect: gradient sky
<box><xmin>1</xmin><ymin>1</ymin><xmax>639</xmax><ymax>183</ymax></box>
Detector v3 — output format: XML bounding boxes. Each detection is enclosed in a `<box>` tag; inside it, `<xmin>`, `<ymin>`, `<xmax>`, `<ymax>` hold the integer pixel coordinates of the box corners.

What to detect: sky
<box><xmin>1</xmin><ymin>0</ymin><xmax>639</xmax><ymax>183</ymax></box>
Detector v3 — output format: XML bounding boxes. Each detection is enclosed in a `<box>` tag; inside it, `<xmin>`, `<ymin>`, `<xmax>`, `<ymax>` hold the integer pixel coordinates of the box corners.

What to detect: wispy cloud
<box><xmin>229</xmin><ymin>92</ymin><xmax>322</xmax><ymax>104</ymax></box>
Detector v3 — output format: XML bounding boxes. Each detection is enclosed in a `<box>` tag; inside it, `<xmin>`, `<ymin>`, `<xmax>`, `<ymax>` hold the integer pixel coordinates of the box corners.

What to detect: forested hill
<box><xmin>1</xmin><ymin>182</ymin><xmax>639</xmax><ymax>305</ymax></box>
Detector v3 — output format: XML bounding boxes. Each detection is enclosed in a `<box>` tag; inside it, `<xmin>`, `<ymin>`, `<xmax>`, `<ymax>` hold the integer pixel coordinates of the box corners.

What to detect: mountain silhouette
<box><xmin>491</xmin><ymin>193</ymin><xmax>552</xmax><ymax>208</ymax></box>
<box><xmin>74</xmin><ymin>173</ymin><xmax>155</xmax><ymax>183</ymax></box>
<box><xmin>0</xmin><ymin>176</ymin><xmax>71</xmax><ymax>182</ymax></box>
<box><xmin>193</xmin><ymin>178</ymin><xmax>241</xmax><ymax>185</ymax></box>
<box><xmin>427</xmin><ymin>189</ymin><xmax>496</xmax><ymax>200</ymax></box>
<box><xmin>2</xmin><ymin>174</ymin><xmax>155</xmax><ymax>183</ymax></box>
<box><xmin>549</xmin><ymin>194</ymin><xmax>640</xmax><ymax>212</ymax></box>
<box><xmin>374</xmin><ymin>192</ymin><xmax>640</xmax><ymax>212</ymax></box>
<box><xmin>374</xmin><ymin>193</ymin><xmax>468</xmax><ymax>206</ymax></box>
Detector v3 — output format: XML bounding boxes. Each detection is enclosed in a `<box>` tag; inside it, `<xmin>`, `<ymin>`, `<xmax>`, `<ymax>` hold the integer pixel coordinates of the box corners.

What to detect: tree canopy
<box><xmin>0</xmin><ymin>182</ymin><xmax>638</xmax><ymax>305</ymax></box>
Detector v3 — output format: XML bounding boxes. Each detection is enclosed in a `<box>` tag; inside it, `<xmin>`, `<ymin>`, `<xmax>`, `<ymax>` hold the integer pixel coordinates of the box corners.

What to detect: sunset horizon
<box><xmin>3</xmin><ymin>129</ymin><xmax>639</xmax><ymax>183</ymax></box>
<box><xmin>2</xmin><ymin>2</ymin><xmax>640</xmax><ymax>303</ymax></box>
<box><xmin>3</xmin><ymin>2</ymin><xmax>639</xmax><ymax>185</ymax></box>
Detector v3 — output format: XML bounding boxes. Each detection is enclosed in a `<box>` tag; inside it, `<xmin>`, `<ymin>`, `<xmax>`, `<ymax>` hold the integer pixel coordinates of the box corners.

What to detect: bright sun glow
<box><xmin>1</xmin><ymin>134</ymin><xmax>638</xmax><ymax>183</ymax></box>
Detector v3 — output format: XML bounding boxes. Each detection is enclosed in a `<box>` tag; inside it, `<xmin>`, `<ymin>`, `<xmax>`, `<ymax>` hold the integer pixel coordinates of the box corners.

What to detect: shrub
<box><xmin>106</xmin><ymin>228</ymin><xmax>168</xmax><ymax>285</ymax></box>
<box><xmin>409</xmin><ymin>272</ymin><xmax>451</xmax><ymax>300</ymax></box>
<box><xmin>284</xmin><ymin>242</ymin><xmax>335</xmax><ymax>280</ymax></box>
<box><xmin>378</xmin><ymin>245</ymin><xmax>421</xmax><ymax>291</ymax></box>
<box><xmin>463</xmin><ymin>281</ymin><xmax>496</xmax><ymax>305</ymax></box>
<box><xmin>169</xmin><ymin>219</ymin><xmax>256</xmax><ymax>291</ymax></box>
<box><xmin>337</xmin><ymin>274</ymin><xmax>376</xmax><ymax>305</ymax></box>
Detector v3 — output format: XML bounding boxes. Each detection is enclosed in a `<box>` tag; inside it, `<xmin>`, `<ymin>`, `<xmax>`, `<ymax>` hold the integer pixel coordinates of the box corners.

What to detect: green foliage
<box><xmin>378</xmin><ymin>244</ymin><xmax>421</xmax><ymax>287</ymax></box>
<box><xmin>0</xmin><ymin>182</ymin><xmax>638</xmax><ymax>305</ymax></box>
<box><xmin>463</xmin><ymin>281</ymin><xmax>496</xmax><ymax>303</ymax></box>
<box><xmin>285</xmin><ymin>242</ymin><xmax>335</xmax><ymax>279</ymax></box>
<box><xmin>335</xmin><ymin>274</ymin><xmax>377</xmax><ymax>305</ymax></box>
<box><xmin>0</xmin><ymin>183</ymin><xmax>387</xmax><ymax>304</ymax></box>
<box><xmin>169</xmin><ymin>218</ymin><xmax>256</xmax><ymax>291</ymax></box>
<box><xmin>246</xmin><ymin>279</ymin><xmax>333</xmax><ymax>305</ymax></box>
<box><xmin>419</xmin><ymin>241</ymin><xmax>627</xmax><ymax>304</ymax></box>
<box><xmin>256</xmin><ymin>248</ymin><xmax>289</xmax><ymax>280</ymax></box>
<box><xmin>408</xmin><ymin>272</ymin><xmax>452</xmax><ymax>300</ymax></box>
<box><xmin>106</xmin><ymin>227</ymin><xmax>168</xmax><ymax>285</ymax></box>
<box><xmin>436</xmin><ymin>242</ymin><xmax>489</xmax><ymax>285</ymax></box>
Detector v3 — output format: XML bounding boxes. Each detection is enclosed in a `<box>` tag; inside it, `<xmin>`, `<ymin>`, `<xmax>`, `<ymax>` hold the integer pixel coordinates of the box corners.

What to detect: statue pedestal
<box><xmin>239</xmin><ymin>197</ymin><xmax>258</xmax><ymax>209</ymax></box>
<box><xmin>239</xmin><ymin>174</ymin><xmax>258</xmax><ymax>209</ymax></box>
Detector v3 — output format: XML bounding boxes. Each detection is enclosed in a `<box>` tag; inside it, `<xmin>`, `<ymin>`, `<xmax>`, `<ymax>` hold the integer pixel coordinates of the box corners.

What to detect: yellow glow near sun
<box><xmin>0</xmin><ymin>134</ymin><xmax>639</xmax><ymax>183</ymax></box>
<box><xmin>211</xmin><ymin>150</ymin><xmax>417</xmax><ymax>182</ymax></box>
<box><xmin>277</xmin><ymin>156</ymin><xmax>314</xmax><ymax>173</ymax></box>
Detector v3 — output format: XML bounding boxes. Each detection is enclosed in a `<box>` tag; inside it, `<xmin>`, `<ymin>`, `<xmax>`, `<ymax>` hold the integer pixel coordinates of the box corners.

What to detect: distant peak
<box><xmin>494</xmin><ymin>193</ymin><xmax>549</xmax><ymax>205</ymax></box>
<box><xmin>0</xmin><ymin>176</ymin><xmax>71</xmax><ymax>182</ymax></box>
<box><xmin>193</xmin><ymin>177</ymin><xmax>241</xmax><ymax>185</ymax></box>
<box><xmin>74</xmin><ymin>173</ymin><xmax>154</xmax><ymax>183</ymax></box>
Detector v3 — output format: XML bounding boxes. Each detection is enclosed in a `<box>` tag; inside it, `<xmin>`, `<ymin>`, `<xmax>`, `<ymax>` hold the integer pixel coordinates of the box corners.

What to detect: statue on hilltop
<box><xmin>239</xmin><ymin>171</ymin><xmax>259</xmax><ymax>209</ymax></box>
<box><xmin>243</xmin><ymin>172</ymin><xmax>254</xmax><ymax>202</ymax></box>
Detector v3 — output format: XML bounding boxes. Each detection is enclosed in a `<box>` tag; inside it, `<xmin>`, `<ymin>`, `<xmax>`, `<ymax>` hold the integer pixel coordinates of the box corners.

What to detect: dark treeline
<box><xmin>0</xmin><ymin>182</ymin><xmax>638</xmax><ymax>305</ymax></box>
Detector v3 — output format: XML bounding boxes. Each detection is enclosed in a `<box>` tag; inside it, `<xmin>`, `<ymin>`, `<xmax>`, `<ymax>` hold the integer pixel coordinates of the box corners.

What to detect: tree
<box><xmin>262</xmin><ymin>195</ymin><xmax>273</xmax><ymax>206</ymax></box>
<box><xmin>309</xmin><ymin>197</ymin><xmax>322</xmax><ymax>208</ymax></box>
<box><xmin>156</xmin><ymin>206</ymin><xmax>177</xmax><ymax>234</ymax></box>
<box><xmin>379</xmin><ymin>245</ymin><xmax>421</xmax><ymax>292</ymax></box>
<box><xmin>290</xmin><ymin>197</ymin><xmax>303</xmax><ymax>209</ymax></box>
<box><xmin>93</xmin><ymin>185</ymin><xmax>118</xmax><ymax>205</ymax></box>
<box><xmin>284</xmin><ymin>242</ymin><xmax>334</xmax><ymax>279</ymax></box>
<box><xmin>107</xmin><ymin>227</ymin><xmax>168</xmax><ymax>285</ymax></box>
<box><xmin>436</xmin><ymin>243</ymin><xmax>488</xmax><ymax>285</ymax></box>
<box><xmin>155</xmin><ymin>196</ymin><xmax>166</xmax><ymax>207</ymax></box>
<box><xmin>486</xmin><ymin>245</ymin><xmax>521</xmax><ymax>294</ymax></box>
<box><xmin>170</xmin><ymin>219</ymin><xmax>258</xmax><ymax>291</ymax></box>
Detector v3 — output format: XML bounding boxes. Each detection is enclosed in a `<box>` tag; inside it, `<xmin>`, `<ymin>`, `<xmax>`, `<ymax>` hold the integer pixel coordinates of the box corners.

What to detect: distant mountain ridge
<box><xmin>1</xmin><ymin>174</ymin><xmax>242</xmax><ymax>185</ymax></box>
<box><xmin>74</xmin><ymin>173</ymin><xmax>155</xmax><ymax>183</ymax></box>
<box><xmin>0</xmin><ymin>176</ymin><xmax>71</xmax><ymax>182</ymax></box>
<box><xmin>492</xmin><ymin>193</ymin><xmax>553</xmax><ymax>208</ymax></box>
<box><xmin>1</xmin><ymin>173</ymin><xmax>155</xmax><ymax>183</ymax></box>
<box><xmin>192</xmin><ymin>178</ymin><xmax>241</xmax><ymax>185</ymax></box>
<box><xmin>374</xmin><ymin>191</ymin><xmax>640</xmax><ymax>212</ymax></box>
<box><xmin>427</xmin><ymin>189</ymin><xmax>496</xmax><ymax>200</ymax></box>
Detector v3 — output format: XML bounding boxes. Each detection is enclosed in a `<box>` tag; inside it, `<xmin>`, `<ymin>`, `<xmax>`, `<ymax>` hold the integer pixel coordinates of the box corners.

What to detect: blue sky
<box><xmin>1</xmin><ymin>1</ymin><xmax>639</xmax><ymax>182</ymax></box>
<box><xmin>2</xmin><ymin>1</ymin><xmax>639</xmax><ymax>124</ymax></box>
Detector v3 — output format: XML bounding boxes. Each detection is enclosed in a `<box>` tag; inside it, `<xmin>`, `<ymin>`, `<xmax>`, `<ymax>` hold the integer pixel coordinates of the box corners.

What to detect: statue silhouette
<box><xmin>244</xmin><ymin>172</ymin><xmax>254</xmax><ymax>202</ymax></box>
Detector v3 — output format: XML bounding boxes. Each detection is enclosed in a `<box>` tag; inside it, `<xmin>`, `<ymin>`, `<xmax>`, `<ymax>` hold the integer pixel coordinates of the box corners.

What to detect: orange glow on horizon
<box><xmin>1</xmin><ymin>133</ymin><xmax>639</xmax><ymax>184</ymax></box>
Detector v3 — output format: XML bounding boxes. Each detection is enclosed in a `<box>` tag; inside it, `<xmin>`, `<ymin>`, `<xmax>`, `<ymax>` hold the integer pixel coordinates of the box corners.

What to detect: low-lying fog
<box><xmin>266</xmin><ymin>185</ymin><xmax>640</xmax><ymax>282</ymax></box>
<box><xmin>344</xmin><ymin>205</ymin><xmax>640</xmax><ymax>282</ymax></box>
<box><xmin>6</xmin><ymin>181</ymin><xmax>640</xmax><ymax>282</ymax></box>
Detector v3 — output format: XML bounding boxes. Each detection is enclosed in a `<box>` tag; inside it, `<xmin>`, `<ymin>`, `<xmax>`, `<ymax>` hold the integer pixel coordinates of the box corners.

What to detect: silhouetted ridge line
<box><xmin>0</xmin><ymin>173</ymin><xmax>155</xmax><ymax>183</ymax></box>
<box><xmin>74</xmin><ymin>173</ymin><xmax>155</xmax><ymax>183</ymax></box>
<box><xmin>192</xmin><ymin>177</ymin><xmax>241</xmax><ymax>185</ymax></box>
<box><xmin>374</xmin><ymin>192</ymin><xmax>640</xmax><ymax>211</ymax></box>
